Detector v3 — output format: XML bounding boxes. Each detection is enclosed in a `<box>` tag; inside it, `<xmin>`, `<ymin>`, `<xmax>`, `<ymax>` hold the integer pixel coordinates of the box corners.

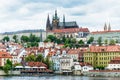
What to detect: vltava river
<box><xmin>0</xmin><ymin>75</ymin><xmax>120</xmax><ymax>80</ymax></box>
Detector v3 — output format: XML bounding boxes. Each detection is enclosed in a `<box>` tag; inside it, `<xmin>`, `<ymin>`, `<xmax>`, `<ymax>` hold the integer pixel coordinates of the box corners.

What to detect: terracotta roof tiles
<box><xmin>53</xmin><ymin>28</ymin><xmax>89</xmax><ymax>33</ymax></box>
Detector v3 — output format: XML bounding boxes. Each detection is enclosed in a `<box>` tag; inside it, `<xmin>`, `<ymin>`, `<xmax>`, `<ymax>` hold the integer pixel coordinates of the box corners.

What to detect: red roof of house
<box><xmin>53</xmin><ymin>28</ymin><xmax>89</xmax><ymax>33</ymax></box>
<box><xmin>89</xmin><ymin>45</ymin><xmax>120</xmax><ymax>52</ymax></box>
<box><xmin>91</xmin><ymin>30</ymin><xmax>120</xmax><ymax>34</ymax></box>
<box><xmin>0</xmin><ymin>51</ymin><xmax>12</xmax><ymax>58</ymax></box>
<box><xmin>27</xmin><ymin>62</ymin><xmax>47</xmax><ymax>67</ymax></box>
<box><xmin>67</xmin><ymin>49</ymin><xmax>79</xmax><ymax>54</ymax></box>
<box><xmin>109</xmin><ymin>57</ymin><xmax>120</xmax><ymax>64</ymax></box>
<box><xmin>47</xmin><ymin>51</ymin><xmax>56</xmax><ymax>57</ymax></box>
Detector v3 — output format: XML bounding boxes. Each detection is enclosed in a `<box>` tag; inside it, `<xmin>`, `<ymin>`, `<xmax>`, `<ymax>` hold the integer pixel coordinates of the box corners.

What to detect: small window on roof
<box><xmin>101</xmin><ymin>49</ymin><xmax>105</xmax><ymax>51</ymax></box>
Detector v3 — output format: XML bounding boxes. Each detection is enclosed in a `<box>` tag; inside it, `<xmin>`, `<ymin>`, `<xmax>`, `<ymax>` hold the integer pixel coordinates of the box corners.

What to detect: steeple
<box><xmin>55</xmin><ymin>10</ymin><xmax>57</xmax><ymax>19</ymax></box>
<box><xmin>46</xmin><ymin>14</ymin><xmax>51</xmax><ymax>31</ymax></box>
<box><xmin>53</xmin><ymin>10</ymin><xmax>59</xmax><ymax>20</ymax></box>
<box><xmin>63</xmin><ymin>14</ymin><xmax>65</xmax><ymax>23</ymax></box>
<box><xmin>104</xmin><ymin>23</ymin><xmax>107</xmax><ymax>31</ymax></box>
<box><xmin>108</xmin><ymin>23</ymin><xmax>111</xmax><ymax>31</ymax></box>
<box><xmin>40</xmin><ymin>30</ymin><xmax>42</xmax><ymax>42</ymax></box>
<box><xmin>63</xmin><ymin>14</ymin><xmax>65</xmax><ymax>29</ymax></box>
<box><xmin>52</xmin><ymin>10</ymin><xmax>59</xmax><ymax>30</ymax></box>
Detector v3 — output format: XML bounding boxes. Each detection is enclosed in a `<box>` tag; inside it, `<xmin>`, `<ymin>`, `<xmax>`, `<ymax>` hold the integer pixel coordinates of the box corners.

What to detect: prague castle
<box><xmin>46</xmin><ymin>10</ymin><xmax>79</xmax><ymax>31</ymax></box>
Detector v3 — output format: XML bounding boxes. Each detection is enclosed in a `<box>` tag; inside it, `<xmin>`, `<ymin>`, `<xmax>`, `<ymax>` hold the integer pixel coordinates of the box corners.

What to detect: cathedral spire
<box><xmin>108</xmin><ymin>23</ymin><xmax>111</xmax><ymax>31</ymax></box>
<box><xmin>46</xmin><ymin>14</ymin><xmax>51</xmax><ymax>31</ymax></box>
<box><xmin>55</xmin><ymin>10</ymin><xmax>58</xmax><ymax>19</ymax></box>
<box><xmin>63</xmin><ymin>14</ymin><xmax>65</xmax><ymax>29</ymax></box>
<box><xmin>63</xmin><ymin>14</ymin><xmax>65</xmax><ymax>23</ymax></box>
<box><xmin>40</xmin><ymin>30</ymin><xmax>42</xmax><ymax>42</ymax></box>
<box><xmin>104</xmin><ymin>23</ymin><xmax>107</xmax><ymax>31</ymax></box>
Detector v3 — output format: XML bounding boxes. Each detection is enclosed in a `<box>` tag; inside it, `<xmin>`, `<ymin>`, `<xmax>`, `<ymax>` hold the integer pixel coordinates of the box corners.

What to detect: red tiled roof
<box><xmin>89</xmin><ymin>45</ymin><xmax>120</xmax><ymax>52</ymax></box>
<box><xmin>91</xmin><ymin>30</ymin><xmax>120</xmax><ymax>34</ymax></box>
<box><xmin>27</xmin><ymin>62</ymin><xmax>47</xmax><ymax>67</ymax></box>
<box><xmin>67</xmin><ymin>49</ymin><xmax>79</xmax><ymax>54</ymax></box>
<box><xmin>53</xmin><ymin>28</ymin><xmax>89</xmax><ymax>33</ymax></box>
<box><xmin>109</xmin><ymin>57</ymin><xmax>120</xmax><ymax>64</ymax></box>
<box><xmin>47</xmin><ymin>51</ymin><xmax>56</xmax><ymax>57</ymax></box>
<box><xmin>0</xmin><ymin>51</ymin><xmax>12</xmax><ymax>58</ymax></box>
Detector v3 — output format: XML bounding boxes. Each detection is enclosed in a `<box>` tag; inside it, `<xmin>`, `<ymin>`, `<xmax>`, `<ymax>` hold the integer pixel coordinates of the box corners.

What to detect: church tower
<box><xmin>104</xmin><ymin>23</ymin><xmax>107</xmax><ymax>31</ymax></box>
<box><xmin>46</xmin><ymin>14</ymin><xmax>51</xmax><ymax>31</ymax></box>
<box><xmin>63</xmin><ymin>14</ymin><xmax>65</xmax><ymax>29</ymax></box>
<box><xmin>52</xmin><ymin>10</ymin><xmax>59</xmax><ymax>30</ymax></box>
<box><xmin>108</xmin><ymin>23</ymin><xmax>111</xmax><ymax>31</ymax></box>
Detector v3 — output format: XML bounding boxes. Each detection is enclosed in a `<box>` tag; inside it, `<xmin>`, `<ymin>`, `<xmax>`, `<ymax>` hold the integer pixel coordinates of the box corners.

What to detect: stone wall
<box><xmin>83</xmin><ymin>70</ymin><xmax>120</xmax><ymax>77</ymax></box>
<box><xmin>0</xmin><ymin>70</ymin><xmax>20</xmax><ymax>75</ymax></box>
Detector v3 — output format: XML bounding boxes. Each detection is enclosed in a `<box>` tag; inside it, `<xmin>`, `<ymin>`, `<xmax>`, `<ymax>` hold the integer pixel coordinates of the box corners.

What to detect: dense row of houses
<box><xmin>1</xmin><ymin>41</ymin><xmax>120</xmax><ymax>75</ymax></box>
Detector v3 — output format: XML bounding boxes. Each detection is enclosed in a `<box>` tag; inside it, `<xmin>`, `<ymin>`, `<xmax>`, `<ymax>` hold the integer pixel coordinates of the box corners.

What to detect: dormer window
<box><xmin>101</xmin><ymin>49</ymin><xmax>105</xmax><ymax>52</ymax></box>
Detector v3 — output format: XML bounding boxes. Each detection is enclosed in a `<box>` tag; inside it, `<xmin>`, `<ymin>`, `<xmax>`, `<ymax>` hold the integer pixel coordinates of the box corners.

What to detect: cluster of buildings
<box><xmin>1</xmin><ymin>40</ymin><xmax>120</xmax><ymax>75</ymax></box>
<box><xmin>1</xmin><ymin>10</ymin><xmax>120</xmax><ymax>76</ymax></box>
<box><xmin>0</xmin><ymin>41</ymin><xmax>94</xmax><ymax>75</ymax></box>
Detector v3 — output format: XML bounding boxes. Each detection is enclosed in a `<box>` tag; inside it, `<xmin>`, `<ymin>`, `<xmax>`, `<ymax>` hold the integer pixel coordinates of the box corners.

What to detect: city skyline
<box><xmin>0</xmin><ymin>0</ymin><xmax>120</xmax><ymax>33</ymax></box>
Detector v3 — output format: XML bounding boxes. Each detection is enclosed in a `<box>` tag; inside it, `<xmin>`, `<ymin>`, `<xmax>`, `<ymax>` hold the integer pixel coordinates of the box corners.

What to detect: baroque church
<box><xmin>46</xmin><ymin>10</ymin><xmax>79</xmax><ymax>31</ymax></box>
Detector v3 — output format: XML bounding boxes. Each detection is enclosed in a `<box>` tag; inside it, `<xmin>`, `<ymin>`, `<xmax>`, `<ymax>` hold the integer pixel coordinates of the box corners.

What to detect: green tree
<box><xmin>3</xmin><ymin>59</ymin><xmax>12</xmax><ymax>74</ymax></box>
<box><xmin>30</xmin><ymin>42</ymin><xmax>38</xmax><ymax>47</ymax></box>
<box><xmin>71</xmin><ymin>38</ymin><xmax>76</xmax><ymax>44</ymax></box>
<box><xmin>36</xmin><ymin>54</ymin><xmax>44</xmax><ymax>62</ymax></box>
<box><xmin>62</xmin><ymin>35</ymin><xmax>66</xmax><ymax>43</ymax></box>
<box><xmin>21</xmin><ymin>35</ymin><xmax>29</xmax><ymax>42</ymax></box>
<box><xmin>13</xmin><ymin>35</ymin><xmax>18</xmax><ymax>43</ymax></box>
<box><xmin>104</xmin><ymin>39</ymin><xmax>108</xmax><ymax>45</ymax></box>
<box><xmin>116</xmin><ymin>39</ymin><xmax>119</xmax><ymax>43</ymax></box>
<box><xmin>3</xmin><ymin>64</ymin><xmax>11</xmax><ymax>74</ymax></box>
<box><xmin>29</xmin><ymin>34</ymin><xmax>36</xmax><ymax>42</ymax></box>
<box><xmin>109</xmin><ymin>39</ymin><xmax>116</xmax><ymax>45</ymax></box>
<box><xmin>46</xmin><ymin>35</ymin><xmax>57</xmax><ymax>42</ymax></box>
<box><xmin>44</xmin><ymin>39</ymin><xmax>51</xmax><ymax>42</ymax></box>
<box><xmin>25</xmin><ymin>54</ymin><xmax>36</xmax><ymax>62</ymax></box>
<box><xmin>35</xmin><ymin>37</ymin><xmax>40</xmax><ymax>42</ymax></box>
<box><xmin>65</xmin><ymin>38</ymin><xmax>71</xmax><ymax>44</ymax></box>
<box><xmin>87</xmin><ymin>37</ymin><xmax>94</xmax><ymax>44</ymax></box>
<box><xmin>6</xmin><ymin>59</ymin><xmax>12</xmax><ymax>68</ymax></box>
<box><xmin>78</xmin><ymin>40</ymin><xmax>84</xmax><ymax>45</ymax></box>
<box><xmin>3</xmin><ymin>36</ymin><xmax>10</xmax><ymax>42</ymax></box>
<box><xmin>56</xmin><ymin>38</ymin><xmax>62</xmax><ymax>44</ymax></box>
<box><xmin>44</xmin><ymin>57</ymin><xmax>51</xmax><ymax>69</ymax></box>
<box><xmin>97</xmin><ymin>37</ymin><xmax>102</xmax><ymax>46</ymax></box>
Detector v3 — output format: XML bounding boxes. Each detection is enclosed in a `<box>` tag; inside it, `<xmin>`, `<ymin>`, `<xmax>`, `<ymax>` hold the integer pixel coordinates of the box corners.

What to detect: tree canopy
<box><xmin>109</xmin><ymin>39</ymin><xmax>116</xmax><ymax>45</ymax></box>
<box><xmin>87</xmin><ymin>37</ymin><xmax>94</xmax><ymax>44</ymax></box>
<box><xmin>13</xmin><ymin>35</ymin><xmax>18</xmax><ymax>43</ymax></box>
<box><xmin>3</xmin><ymin>36</ymin><xmax>10</xmax><ymax>42</ymax></box>
<box><xmin>97</xmin><ymin>37</ymin><xmax>102</xmax><ymax>46</ymax></box>
<box><xmin>3</xmin><ymin>59</ymin><xmax>13</xmax><ymax>74</ymax></box>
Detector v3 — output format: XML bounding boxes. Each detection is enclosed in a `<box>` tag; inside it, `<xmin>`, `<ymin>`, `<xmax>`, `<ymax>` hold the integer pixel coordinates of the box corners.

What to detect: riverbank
<box><xmin>0</xmin><ymin>75</ymin><xmax>120</xmax><ymax>80</ymax></box>
<box><xmin>1</xmin><ymin>70</ymin><xmax>120</xmax><ymax>77</ymax></box>
<box><xmin>0</xmin><ymin>70</ymin><xmax>20</xmax><ymax>76</ymax></box>
<box><xmin>83</xmin><ymin>70</ymin><xmax>120</xmax><ymax>77</ymax></box>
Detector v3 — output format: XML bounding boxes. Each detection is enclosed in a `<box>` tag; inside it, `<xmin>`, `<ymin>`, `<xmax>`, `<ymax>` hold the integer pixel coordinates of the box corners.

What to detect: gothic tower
<box><xmin>46</xmin><ymin>14</ymin><xmax>51</xmax><ymax>31</ymax></box>
<box><xmin>108</xmin><ymin>23</ymin><xmax>111</xmax><ymax>31</ymax></box>
<box><xmin>52</xmin><ymin>10</ymin><xmax>59</xmax><ymax>30</ymax></box>
<box><xmin>104</xmin><ymin>23</ymin><xmax>107</xmax><ymax>31</ymax></box>
<box><xmin>63</xmin><ymin>14</ymin><xmax>65</xmax><ymax>29</ymax></box>
<box><xmin>40</xmin><ymin>30</ymin><xmax>42</xmax><ymax>42</ymax></box>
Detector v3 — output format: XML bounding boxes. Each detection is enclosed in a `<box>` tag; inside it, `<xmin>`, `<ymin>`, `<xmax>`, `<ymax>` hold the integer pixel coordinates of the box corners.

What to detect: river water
<box><xmin>0</xmin><ymin>75</ymin><xmax>120</xmax><ymax>80</ymax></box>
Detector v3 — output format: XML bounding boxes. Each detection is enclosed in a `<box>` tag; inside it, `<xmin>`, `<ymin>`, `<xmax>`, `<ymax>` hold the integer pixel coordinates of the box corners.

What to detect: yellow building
<box><xmin>84</xmin><ymin>45</ymin><xmax>120</xmax><ymax>68</ymax></box>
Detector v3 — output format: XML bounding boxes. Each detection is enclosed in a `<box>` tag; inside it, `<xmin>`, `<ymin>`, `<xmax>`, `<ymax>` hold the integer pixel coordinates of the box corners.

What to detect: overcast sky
<box><xmin>0</xmin><ymin>0</ymin><xmax>120</xmax><ymax>33</ymax></box>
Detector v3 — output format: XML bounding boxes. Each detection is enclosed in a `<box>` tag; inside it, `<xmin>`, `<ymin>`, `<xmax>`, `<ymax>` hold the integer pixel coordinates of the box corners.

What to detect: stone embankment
<box><xmin>83</xmin><ymin>70</ymin><xmax>120</xmax><ymax>77</ymax></box>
